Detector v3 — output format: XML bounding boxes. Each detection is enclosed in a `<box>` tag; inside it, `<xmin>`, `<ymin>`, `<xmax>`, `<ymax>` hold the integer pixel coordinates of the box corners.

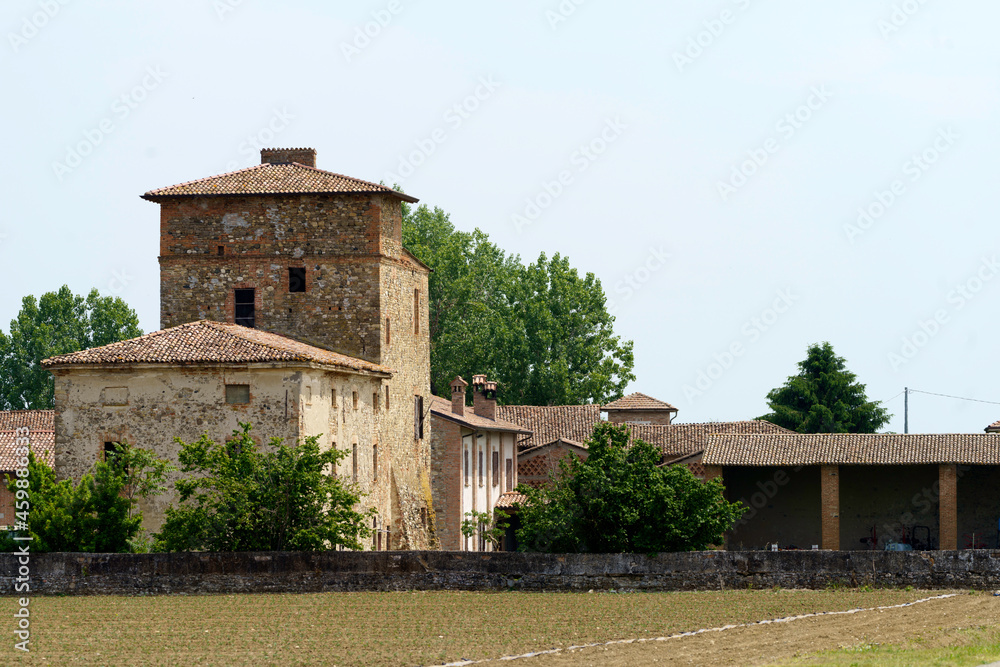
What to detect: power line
<box><xmin>907</xmin><ymin>389</ymin><xmax>1000</xmax><ymax>407</ymax></box>
<box><xmin>882</xmin><ymin>390</ymin><xmax>905</xmax><ymax>404</ymax></box>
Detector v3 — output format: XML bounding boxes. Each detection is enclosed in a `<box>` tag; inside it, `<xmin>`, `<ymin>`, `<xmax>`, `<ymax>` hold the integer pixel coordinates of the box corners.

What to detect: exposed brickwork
<box><xmin>939</xmin><ymin>464</ymin><xmax>958</xmax><ymax>551</ymax></box>
<box><xmin>429</xmin><ymin>419</ymin><xmax>462</xmax><ymax>550</ymax></box>
<box><xmin>607</xmin><ymin>410</ymin><xmax>675</xmax><ymax>425</ymax></box>
<box><xmin>517</xmin><ymin>439</ymin><xmax>588</xmax><ymax>489</ymax></box>
<box><xmin>821</xmin><ymin>464</ymin><xmax>840</xmax><ymax>550</ymax></box>
<box><xmin>703</xmin><ymin>465</ymin><xmax>722</xmax><ymax>481</ymax></box>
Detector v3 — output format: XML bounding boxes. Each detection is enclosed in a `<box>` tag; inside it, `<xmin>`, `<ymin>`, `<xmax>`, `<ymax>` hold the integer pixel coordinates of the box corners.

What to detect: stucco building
<box><xmin>429</xmin><ymin>375</ymin><xmax>529</xmax><ymax>551</ymax></box>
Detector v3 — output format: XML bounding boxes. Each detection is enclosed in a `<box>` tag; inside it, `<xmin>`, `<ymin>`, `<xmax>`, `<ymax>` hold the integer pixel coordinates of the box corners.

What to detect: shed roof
<box><xmin>703</xmin><ymin>433</ymin><xmax>1000</xmax><ymax>466</ymax></box>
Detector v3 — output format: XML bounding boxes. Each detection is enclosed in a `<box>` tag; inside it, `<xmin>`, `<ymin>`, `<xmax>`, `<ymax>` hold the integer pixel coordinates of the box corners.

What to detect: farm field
<box><xmin>2</xmin><ymin>588</ymin><xmax>978</xmax><ymax>666</ymax></box>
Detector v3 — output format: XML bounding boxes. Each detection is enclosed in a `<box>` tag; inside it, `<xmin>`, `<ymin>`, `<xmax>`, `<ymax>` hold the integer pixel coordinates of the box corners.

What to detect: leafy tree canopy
<box><xmin>757</xmin><ymin>342</ymin><xmax>891</xmax><ymax>433</ymax></box>
<box><xmin>155</xmin><ymin>423</ymin><xmax>374</xmax><ymax>552</ymax></box>
<box><xmin>515</xmin><ymin>422</ymin><xmax>744</xmax><ymax>553</ymax></box>
<box><xmin>3</xmin><ymin>444</ymin><xmax>173</xmax><ymax>553</ymax></box>
<box><xmin>0</xmin><ymin>286</ymin><xmax>142</xmax><ymax>410</ymax></box>
<box><xmin>402</xmin><ymin>202</ymin><xmax>634</xmax><ymax>405</ymax></box>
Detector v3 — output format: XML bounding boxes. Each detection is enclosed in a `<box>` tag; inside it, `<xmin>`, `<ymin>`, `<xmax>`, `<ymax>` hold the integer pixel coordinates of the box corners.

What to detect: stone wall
<box><xmin>3</xmin><ymin>550</ymin><xmax>1000</xmax><ymax>595</ymax></box>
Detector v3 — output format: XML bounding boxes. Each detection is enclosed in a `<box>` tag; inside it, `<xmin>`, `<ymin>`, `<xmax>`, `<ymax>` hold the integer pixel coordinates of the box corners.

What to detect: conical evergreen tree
<box><xmin>758</xmin><ymin>342</ymin><xmax>890</xmax><ymax>433</ymax></box>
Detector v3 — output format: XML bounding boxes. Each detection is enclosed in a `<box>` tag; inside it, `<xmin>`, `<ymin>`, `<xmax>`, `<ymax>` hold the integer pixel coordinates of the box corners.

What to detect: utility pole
<box><xmin>904</xmin><ymin>387</ymin><xmax>908</xmax><ymax>434</ymax></box>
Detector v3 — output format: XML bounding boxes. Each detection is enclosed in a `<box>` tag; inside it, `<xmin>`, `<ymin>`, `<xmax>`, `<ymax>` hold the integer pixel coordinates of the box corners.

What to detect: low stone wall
<box><xmin>2</xmin><ymin>550</ymin><xmax>1000</xmax><ymax>595</ymax></box>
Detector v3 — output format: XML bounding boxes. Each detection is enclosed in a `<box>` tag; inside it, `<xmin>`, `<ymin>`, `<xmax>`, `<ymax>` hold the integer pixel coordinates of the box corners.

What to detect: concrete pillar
<box><xmin>939</xmin><ymin>464</ymin><xmax>958</xmax><ymax>550</ymax></box>
<box><xmin>820</xmin><ymin>465</ymin><xmax>840</xmax><ymax>550</ymax></box>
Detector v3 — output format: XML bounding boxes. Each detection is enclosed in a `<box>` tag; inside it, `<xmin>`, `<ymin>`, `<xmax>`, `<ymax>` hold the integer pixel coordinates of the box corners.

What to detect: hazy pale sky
<box><xmin>4</xmin><ymin>0</ymin><xmax>999</xmax><ymax>433</ymax></box>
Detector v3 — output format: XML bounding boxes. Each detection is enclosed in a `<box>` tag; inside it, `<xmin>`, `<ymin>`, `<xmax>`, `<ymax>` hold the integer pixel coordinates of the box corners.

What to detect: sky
<box><xmin>3</xmin><ymin>0</ymin><xmax>1000</xmax><ymax>434</ymax></box>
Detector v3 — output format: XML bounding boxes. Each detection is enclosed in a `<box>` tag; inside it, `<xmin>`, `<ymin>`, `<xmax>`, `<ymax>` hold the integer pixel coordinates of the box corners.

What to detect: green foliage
<box><xmin>0</xmin><ymin>286</ymin><xmax>142</xmax><ymax>410</ymax></box>
<box><xmin>516</xmin><ymin>422</ymin><xmax>745</xmax><ymax>553</ymax></box>
<box><xmin>460</xmin><ymin>509</ymin><xmax>510</xmax><ymax>549</ymax></box>
<box><xmin>757</xmin><ymin>342</ymin><xmax>891</xmax><ymax>433</ymax></box>
<box><xmin>3</xmin><ymin>445</ymin><xmax>172</xmax><ymax>553</ymax></box>
<box><xmin>402</xmin><ymin>202</ymin><xmax>634</xmax><ymax>405</ymax></box>
<box><xmin>155</xmin><ymin>423</ymin><xmax>374</xmax><ymax>552</ymax></box>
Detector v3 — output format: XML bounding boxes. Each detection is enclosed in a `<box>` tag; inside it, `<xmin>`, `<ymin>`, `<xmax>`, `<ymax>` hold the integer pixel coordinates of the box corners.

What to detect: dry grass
<box><xmin>4</xmin><ymin>588</ymin><xmax>936</xmax><ymax>666</ymax></box>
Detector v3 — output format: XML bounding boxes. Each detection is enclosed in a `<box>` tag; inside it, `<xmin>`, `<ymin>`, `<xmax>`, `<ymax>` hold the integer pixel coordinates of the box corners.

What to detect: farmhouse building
<box><xmin>42</xmin><ymin>147</ymin><xmax>435</xmax><ymax>549</ymax></box>
<box><xmin>429</xmin><ymin>375</ymin><xmax>530</xmax><ymax>551</ymax></box>
<box><xmin>704</xmin><ymin>433</ymin><xmax>1000</xmax><ymax>551</ymax></box>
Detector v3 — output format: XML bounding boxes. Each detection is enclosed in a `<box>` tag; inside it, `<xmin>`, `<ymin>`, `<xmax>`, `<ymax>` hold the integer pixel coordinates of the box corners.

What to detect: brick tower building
<box><xmin>140</xmin><ymin>148</ymin><xmax>434</xmax><ymax>548</ymax></box>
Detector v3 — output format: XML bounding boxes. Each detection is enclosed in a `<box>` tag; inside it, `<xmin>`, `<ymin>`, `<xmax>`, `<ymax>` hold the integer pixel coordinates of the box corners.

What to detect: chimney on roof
<box><xmin>450</xmin><ymin>376</ymin><xmax>468</xmax><ymax>417</ymax></box>
<box><xmin>261</xmin><ymin>148</ymin><xmax>317</xmax><ymax>168</ymax></box>
<box><xmin>472</xmin><ymin>375</ymin><xmax>497</xmax><ymax>420</ymax></box>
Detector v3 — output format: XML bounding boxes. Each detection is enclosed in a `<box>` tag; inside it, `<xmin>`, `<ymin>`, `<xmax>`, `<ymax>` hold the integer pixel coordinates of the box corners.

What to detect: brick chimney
<box><xmin>472</xmin><ymin>375</ymin><xmax>497</xmax><ymax>420</ymax></box>
<box><xmin>261</xmin><ymin>147</ymin><xmax>317</xmax><ymax>168</ymax></box>
<box><xmin>450</xmin><ymin>376</ymin><xmax>468</xmax><ymax>417</ymax></box>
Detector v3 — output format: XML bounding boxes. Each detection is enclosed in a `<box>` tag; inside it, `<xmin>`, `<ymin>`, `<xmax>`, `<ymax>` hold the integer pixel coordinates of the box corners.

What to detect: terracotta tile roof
<box><xmin>985</xmin><ymin>420</ymin><xmax>1000</xmax><ymax>433</ymax></box>
<box><xmin>704</xmin><ymin>433</ymin><xmax>1000</xmax><ymax>466</ymax></box>
<box><xmin>495</xmin><ymin>491</ymin><xmax>527</xmax><ymax>509</ymax></box>
<box><xmin>41</xmin><ymin>321</ymin><xmax>392</xmax><ymax>376</ymax></box>
<box><xmin>0</xmin><ymin>411</ymin><xmax>55</xmax><ymax>470</ymax></box>
<box><xmin>602</xmin><ymin>392</ymin><xmax>678</xmax><ymax>412</ymax></box>
<box><xmin>495</xmin><ymin>405</ymin><xmax>601</xmax><ymax>450</ymax></box>
<box><xmin>628</xmin><ymin>421</ymin><xmax>794</xmax><ymax>459</ymax></box>
<box><xmin>142</xmin><ymin>163</ymin><xmax>418</xmax><ymax>203</ymax></box>
<box><xmin>428</xmin><ymin>396</ymin><xmax>531</xmax><ymax>434</ymax></box>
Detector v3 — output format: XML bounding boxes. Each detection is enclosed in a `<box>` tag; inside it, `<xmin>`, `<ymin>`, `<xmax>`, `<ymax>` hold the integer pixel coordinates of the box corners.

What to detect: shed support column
<box><xmin>820</xmin><ymin>465</ymin><xmax>840</xmax><ymax>550</ymax></box>
<box><xmin>939</xmin><ymin>464</ymin><xmax>958</xmax><ymax>551</ymax></box>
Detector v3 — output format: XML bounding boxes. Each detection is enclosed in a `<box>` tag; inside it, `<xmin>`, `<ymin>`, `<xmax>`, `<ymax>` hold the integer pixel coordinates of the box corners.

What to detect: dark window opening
<box><xmin>413</xmin><ymin>288</ymin><xmax>420</xmax><ymax>335</ymax></box>
<box><xmin>234</xmin><ymin>289</ymin><xmax>255</xmax><ymax>328</ymax></box>
<box><xmin>104</xmin><ymin>442</ymin><xmax>128</xmax><ymax>474</ymax></box>
<box><xmin>506</xmin><ymin>459</ymin><xmax>513</xmax><ymax>492</ymax></box>
<box><xmin>373</xmin><ymin>392</ymin><xmax>380</xmax><ymax>412</ymax></box>
<box><xmin>385</xmin><ymin>317</ymin><xmax>391</xmax><ymax>345</ymax></box>
<box><xmin>492</xmin><ymin>451</ymin><xmax>500</xmax><ymax>487</ymax></box>
<box><xmin>414</xmin><ymin>395</ymin><xmax>424</xmax><ymax>439</ymax></box>
<box><xmin>289</xmin><ymin>267</ymin><xmax>306</xmax><ymax>293</ymax></box>
<box><xmin>373</xmin><ymin>444</ymin><xmax>378</xmax><ymax>481</ymax></box>
<box><xmin>217</xmin><ymin>246</ymin><xmax>225</xmax><ymax>256</ymax></box>
<box><xmin>352</xmin><ymin>444</ymin><xmax>358</xmax><ymax>483</ymax></box>
<box><xmin>479</xmin><ymin>450</ymin><xmax>484</xmax><ymax>487</ymax></box>
<box><xmin>385</xmin><ymin>386</ymin><xmax>390</xmax><ymax>411</ymax></box>
<box><xmin>225</xmin><ymin>384</ymin><xmax>250</xmax><ymax>405</ymax></box>
<box><xmin>464</xmin><ymin>448</ymin><xmax>469</xmax><ymax>487</ymax></box>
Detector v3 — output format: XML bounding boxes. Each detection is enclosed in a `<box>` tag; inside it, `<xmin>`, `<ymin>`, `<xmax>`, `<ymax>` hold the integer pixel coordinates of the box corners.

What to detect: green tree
<box><xmin>515</xmin><ymin>422</ymin><xmax>745</xmax><ymax>553</ymax></box>
<box><xmin>3</xmin><ymin>444</ymin><xmax>173</xmax><ymax>553</ymax></box>
<box><xmin>461</xmin><ymin>509</ymin><xmax>510</xmax><ymax>550</ymax></box>
<box><xmin>0</xmin><ymin>286</ymin><xmax>142</xmax><ymax>410</ymax></box>
<box><xmin>155</xmin><ymin>423</ymin><xmax>374</xmax><ymax>552</ymax></box>
<box><xmin>402</xmin><ymin>203</ymin><xmax>634</xmax><ymax>404</ymax></box>
<box><xmin>758</xmin><ymin>342</ymin><xmax>891</xmax><ymax>433</ymax></box>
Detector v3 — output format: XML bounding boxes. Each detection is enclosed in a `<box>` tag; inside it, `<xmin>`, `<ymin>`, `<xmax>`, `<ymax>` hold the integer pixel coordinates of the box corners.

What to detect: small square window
<box><xmin>226</xmin><ymin>384</ymin><xmax>250</xmax><ymax>405</ymax></box>
<box><xmin>289</xmin><ymin>267</ymin><xmax>306</xmax><ymax>293</ymax></box>
<box><xmin>217</xmin><ymin>246</ymin><xmax>225</xmax><ymax>256</ymax></box>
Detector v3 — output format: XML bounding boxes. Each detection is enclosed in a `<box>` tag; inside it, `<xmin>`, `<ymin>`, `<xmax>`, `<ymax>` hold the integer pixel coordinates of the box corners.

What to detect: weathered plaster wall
<box><xmin>5</xmin><ymin>550</ymin><xmax>1000</xmax><ymax>595</ymax></box>
<box><xmin>52</xmin><ymin>365</ymin><xmax>305</xmax><ymax>532</ymax></box>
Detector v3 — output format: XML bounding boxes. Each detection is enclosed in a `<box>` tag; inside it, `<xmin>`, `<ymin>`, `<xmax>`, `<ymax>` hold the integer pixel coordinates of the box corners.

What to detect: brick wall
<box><xmin>430</xmin><ymin>419</ymin><xmax>462</xmax><ymax>550</ymax></box>
<box><xmin>605</xmin><ymin>410</ymin><xmax>674</xmax><ymax>425</ymax></box>
<box><xmin>939</xmin><ymin>464</ymin><xmax>958</xmax><ymax>551</ymax></box>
